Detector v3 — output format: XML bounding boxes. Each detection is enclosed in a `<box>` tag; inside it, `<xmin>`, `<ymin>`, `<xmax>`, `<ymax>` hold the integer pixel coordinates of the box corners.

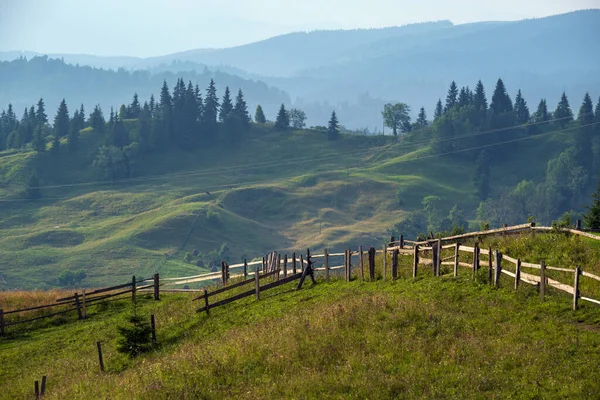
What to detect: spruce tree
<box><xmin>159</xmin><ymin>80</ymin><xmax>173</xmax><ymax>140</ymax></box>
<box><xmin>54</xmin><ymin>99</ymin><xmax>70</xmax><ymax>138</ymax></box>
<box><xmin>416</xmin><ymin>107</ymin><xmax>428</xmax><ymax>128</ymax></box>
<box><xmin>595</xmin><ymin>96</ymin><xmax>600</xmax><ymax>136</ymax></box>
<box><xmin>233</xmin><ymin>89</ymin><xmax>251</xmax><ymax>129</ymax></box>
<box><xmin>533</xmin><ymin>99</ymin><xmax>549</xmax><ymax>122</ymax></box>
<box><xmin>584</xmin><ymin>180</ymin><xmax>600</xmax><ymax>229</ymax></box>
<box><xmin>149</xmin><ymin>94</ymin><xmax>156</xmax><ymax>116</ymax></box>
<box><xmin>274</xmin><ymin>104</ymin><xmax>289</xmax><ymax>131</ymax></box>
<box><xmin>32</xmin><ymin>126</ymin><xmax>46</xmax><ymax>152</ymax></box>
<box><xmin>554</xmin><ymin>92</ymin><xmax>573</xmax><ymax>128</ymax></box>
<box><xmin>203</xmin><ymin>79</ymin><xmax>220</xmax><ymax>140</ymax></box>
<box><xmin>513</xmin><ymin>89</ymin><xmax>530</xmax><ymax>124</ymax></box>
<box><xmin>35</xmin><ymin>98</ymin><xmax>47</xmax><ymax>127</ymax></box>
<box><xmin>473</xmin><ymin>80</ymin><xmax>488</xmax><ymax>112</ymax></box>
<box><xmin>89</xmin><ymin>104</ymin><xmax>105</xmax><ymax>132</ymax></box>
<box><xmin>576</xmin><ymin>93</ymin><xmax>595</xmax><ymax>173</ymax></box>
<box><xmin>194</xmin><ymin>85</ymin><xmax>204</xmax><ymax>121</ymax></box>
<box><xmin>255</xmin><ymin>105</ymin><xmax>266</xmax><ymax>124</ymax></box>
<box><xmin>433</xmin><ymin>100</ymin><xmax>443</xmax><ymax>121</ymax></box>
<box><xmin>490</xmin><ymin>79</ymin><xmax>513</xmax><ymax>115</ymax></box>
<box><xmin>219</xmin><ymin>87</ymin><xmax>234</xmax><ymax>122</ymax></box>
<box><xmin>445</xmin><ymin>81</ymin><xmax>458</xmax><ymax>111</ymax></box>
<box><xmin>67</xmin><ymin>120</ymin><xmax>79</xmax><ymax>151</ymax></box>
<box><xmin>578</xmin><ymin>92</ymin><xmax>594</xmax><ymax>125</ymax></box>
<box><xmin>458</xmin><ymin>87</ymin><xmax>471</xmax><ymax>109</ymax></box>
<box><xmin>327</xmin><ymin>111</ymin><xmax>340</xmax><ymax>141</ymax></box>
<box><xmin>129</xmin><ymin>93</ymin><xmax>141</xmax><ymax>118</ymax></box>
<box><xmin>79</xmin><ymin>104</ymin><xmax>85</xmax><ymax>127</ymax></box>
<box><xmin>473</xmin><ymin>150</ymin><xmax>490</xmax><ymax>200</ymax></box>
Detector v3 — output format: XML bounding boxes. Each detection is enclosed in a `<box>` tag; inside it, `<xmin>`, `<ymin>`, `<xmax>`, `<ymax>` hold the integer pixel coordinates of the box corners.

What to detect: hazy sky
<box><xmin>0</xmin><ymin>0</ymin><xmax>598</xmax><ymax>57</ymax></box>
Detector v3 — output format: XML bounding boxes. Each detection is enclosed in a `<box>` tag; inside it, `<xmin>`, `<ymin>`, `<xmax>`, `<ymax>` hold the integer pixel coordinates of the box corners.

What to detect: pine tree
<box><xmin>595</xmin><ymin>96</ymin><xmax>600</xmax><ymax>136</ymax></box>
<box><xmin>578</xmin><ymin>92</ymin><xmax>594</xmax><ymax>125</ymax></box>
<box><xmin>32</xmin><ymin>126</ymin><xmax>46</xmax><ymax>152</ymax></box>
<box><xmin>67</xmin><ymin>120</ymin><xmax>79</xmax><ymax>151</ymax></box>
<box><xmin>576</xmin><ymin>92</ymin><xmax>595</xmax><ymax>173</ymax></box>
<box><xmin>54</xmin><ymin>99</ymin><xmax>70</xmax><ymax>139</ymax></box>
<box><xmin>149</xmin><ymin>95</ymin><xmax>156</xmax><ymax>116</ymax></box>
<box><xmin>533</xmin><ymin>99</ymin><xmax>549</xmax><ymax>122</ymax></box>
<box><xmin>473</xmin><ymin>80</ymin><xmax>488</xmax><ymax>112</ymax></box>
<box><xmin>129</xmin><ymin>93</ymin><xmax>141</xmax><ymax>118</ymax></box>
<box><xmin>194</xmin><ymin>85</ymin><xmax>203</xmax><ymax>121</ymax></box>
<box><xmin>473</xmin><ymin>150</ymin><xmax>490</xmax><ymax>200</ymax></box>
<box><xmin>490</xmin><ymin>78</ymin><xmax>513</xmax><ymax>115</ymax></box>
<box><xmin>416</xmin><ymin>107</ymin><xmax>428</xmax><ymax>128</ymax></box>
<box><xmin>219</xmin><ymin>87</ymin><xmax>234</xmax><ymax>122</ymax></box>
<box><xmin>203</xmin><ymin>79</ymin><xmax>220</xmax><ymax>140</ymax></box>
<box><xmin>79</xmin><ymin>104</ymin><xmax>85</xmax><ymax>128</ymax></box>
<box><xmin>554</xmin><ymin>92</ymin><xmax>573</xmax><ymax>128</ymax></box>
<box><xmin>445</xmin><ymin>81</ymin><xmax>458</xmax><ymax>111</ymax></box>
<box><xmin>89</xmin><ymin>105</ymin><xmax>105</xmax><ymax>132</ymax></box>
<box><xmin>584</xmin><ymin>180</ymin><xmax>600</xmax><ymax>229</ymax></box>
<box><xmin>274</xmin><ymin>104</ymin><xmax>289</xmax><ymax>131</ymax></box>
<box><xmin>255</xmin><ymin>105</ymin><xmax>266</xmax><ymax>124</ymax></box>
<box><xmin>327</xmin><ymin>111</ymin><xmax>340</xmax><ymax>141</ymax></box>
<box><xmin>35</xmin><ymin>98</ymin><xmax>47</xmax><ymax>127</ymax></box>
<box><xmin>159</xmin><ymin>80</ymin><xmax>173</xmax><ymax>141</ymax></box>
<box><xmin>513</xmin><ymin>89</ymin><xmax>530</xmax><ymax>124</ymax></box>
<box><xmin>457</xmin><ymin>87</ymin><xmax>471</xmax><ymax>109</ymax></box>
<box><xmin>233</xmin><ymin>89</ymin><xmax>250</xmax><ymax>129</ymax></box>
<box><xmin>433</xmin><ymin>99</ymin><xmax>443</xmax><ymax>121</ymax></box>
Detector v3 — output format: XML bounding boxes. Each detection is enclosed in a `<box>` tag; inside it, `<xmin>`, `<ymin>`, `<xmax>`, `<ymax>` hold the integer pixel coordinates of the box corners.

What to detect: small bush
<box><xmin>117</xmin><ymin>314</ymin><xmax>153</xmax><ymax>358</ymax></box>
<box><xmin>195</xmin><ymin>259</ymin><xmax>205</xmax><ymax>268</ymax></box>
<box><xmin>184</xmin><ymin>253</ymin><xmax>193</xmax><ymax>263</ymax></box>
<box><xmin>192</xmin><ymin>249</ymin><xmax>199</xmax><ymax>256</ymax></box>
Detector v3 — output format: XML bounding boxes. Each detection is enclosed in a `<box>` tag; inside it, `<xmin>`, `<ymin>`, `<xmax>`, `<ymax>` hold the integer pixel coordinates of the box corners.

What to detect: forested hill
<box><xmin>0</xmin><ymin>56</ymin><xmax>290</xmax><ymax>122</ymax></box>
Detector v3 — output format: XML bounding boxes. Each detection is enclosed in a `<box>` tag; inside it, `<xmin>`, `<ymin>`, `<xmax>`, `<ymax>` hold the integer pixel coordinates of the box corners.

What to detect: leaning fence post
<box><xmin>151</xmin><ymin>314</ymin><xmax>157</xmax><ymax>345</ymax></box>
<box><xmin>262</xmin><ymin>256</ymin><xmax>266</xmax><ymax>273</ymax></box>
<box><xmin>221</xmin><ymin>261</ymin><xmax>227</xmax><ymax>286</ymax></box>
<box><xmin>75</xmin><ymin>292</ymin><xmax>82</xmax><ymax>320</ymax></box>
<box><xmin>453</xmin><ymin>243</ymin><xmax>460</xmax><ymax>277</ymax></box>
<box><xmin>324</xmin><ymin>249</ymin><xmax>329</xmax><ymax>282</ymax></box>
<box><xmin>300</xmin><ymin>255</ymin><xmax>305</xmax><ymax>272</ymax></box>
<box><xmin>0</xmin><ymin>308</ymin><xmax>5</xmax><ymax>337</ymax></box>
<box><xmin>255</xmin><ymin>266</ymin><xmax>260</xmax><ymax>300</ymax></box>
<box><xmin>41</xmin><ymin>376</ymin><xmax>46</xmax><ymax>396</ymax></box>
<box><xmin>392</xmin><ymin>249</ymin><xmax>399</xmax><ymax>280</ymax></box>
<box><xmin>573</xmin><ymin>266</ymin><xmax>581</xmax><ymax>311</ymax></box>
<box><xmin>132</xmin><ymin>275</ymin><xmax>137</xmax><ymax>304</ymax></box>
<box><xmin>153</xmin><ymin>273</ymin><xmax>160</xmax><ymax>301</ymax></box>
<box><xmin>515</xmin><ymin>258</ymin><xmax>521</xmax><ymax>290</ymax></box>
<box><xmin>359</xmin><ymin>246</ymin><xmax>364</xmax><ymax>281</ymax></box>
<box><xmin>494</xmin><ymin>251</ymin><xmax>502</xmax><ymax>288</ymax></box>
<box><xmin>383</xmin><ymin>245</ymin><xmax>387</xmax><ymax>280</ymax></box>
<box><xmin>96</xmin><ymin>341</ymin><xmax>105</xmax><ymax>372</ymax></box>
<box><xmin>540</xmin><ymin>260</ymin><xmax>546</xmax><ymax>301</ymax></box>
<box><xmin>413</xmin><ymin>245</ymin><xmax>419</xmax><ymax>278</ymax></box>
<box><xmin>82</xmin><ymin>289</ymin><xmax>87</xmax><ymax>319</ymax></box>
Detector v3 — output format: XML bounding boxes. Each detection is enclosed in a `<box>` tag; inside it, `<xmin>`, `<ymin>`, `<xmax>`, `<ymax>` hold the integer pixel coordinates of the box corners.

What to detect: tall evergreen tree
<box><xmin>513</xmin><ymin>89</ymin><xmax>530</xmax><ymax>124</ymax></box>
<box><xmin>255</xmin><ymin>105</ymin><xmax>266</xmax><ymax>124</ymax></box>
<box><xmin>274</xmin><ymin>104</ymin><xmax>290</xmax><ymax>131</ymax></box>
<box><xmin>584</xmin><ymin>179</ymin><xmax>600</xmax><ymax>229</ymax></box>
<box><xmin>433</xmin><ymin>99</ymin><xmax>443</xmax><ymax>121</ymax></box>
<box><xmin>35</xmin><ymin>98</ymin><xmax>48</xmax><ymax>127</ymax></box>
<box><xmin>554</xmin><ymin>92</ymin><xmax>573</xmax><ymax>128</ymax></box>
<box><xmin>149</xmin><ymin>94</ymin><xmax>156</xmax><ymax>116</ymax></box>
<box><xmin>32</xmin><ymin>126</ymin><xmax>46</xmax><ymax>152</ymax></box>
<box><xmin>203</xmin><ymin>79</ymin><xmax>220</xmax><ymax>140</ymax></box>
<box><xmin>415</xmin><ymin>107</ymin><xmax>428</xmax><ymax>128</ymax></box>
<box><xmin>445</xmin><ymin>81</ymin><xmax>458</xmax><ymax>111</ymax></box>
<box><xmin>233</xmin><ymin>89</ymin><xmax>251</xmax><ymax>129</ymax></box>
<box><xmin>474</xmin><ymin>150</ymin><xmax>490</xmax><ymax>200</ymax></box>
<box><xmin>327</xmin><ymin>111</ymin><xmax>340</xmax><ymax>141</ymax></box>
<box><xmin>194</xmin><ymin>85</ymin><xmax>204</xmax><ymax>121</ymax></box>
<box><xmin>490</xmin><ymin>79</ymin><xmax>513</xmax><ymax>115</ymax></box>
<box><xmin>129</xmin><ymin>93</ymin><xmax>141</xmax><ymax>118</ymax></box>
<box><xmin>89</xmin><ymin>104</ymin><xmax>105</xmax><ymax>132</ymax></box>
<box><xmin>67</xmin><ymin>119</ymin><xmax>79</xmax><ymax>151</ymax></box>
<box><xmin>577</xmin><ymin>92</ymin><xmax>595</xmax><ymax>173</ymax></box>
<box><xmin>457</xmin><ymin>87</ymin><xmax>471</xmax><ymax>109</ymax></box>
<box><xmin>159</xmin><ymin>80</ymin><xmax>173</xmax><ymax>141</ymax></box>
<box><xmin>79</xmin><ymin>104</ymin><xmax>85</xmax><ymax>127</ymax></box>
<box><xmin>595</xmin><ymin>96</ymin><xmax>600</xmax><ymax>136</ymax></box>
<box><xmin>219</xmin><ymin>86</ymin><xmax>234</xmax><ymax>122</ymax></box>
<box><xmin>473</xmin><ymin>80</ymin><xmax>488</xmax><ymax>112</ymax></box>
<box><xmin>578</xmin><ymin>92</ymin><xmax>595</xmax><ymax>125</ymax></box>
<box><xmin>533</xmin><ymin>99</ymin><xmax>550</xmax><ymax>122</ymax></box>
<box><xmin>54</xmin><ymin>99</ymin><xmax>70</xmax><ymax>138</ymax></box>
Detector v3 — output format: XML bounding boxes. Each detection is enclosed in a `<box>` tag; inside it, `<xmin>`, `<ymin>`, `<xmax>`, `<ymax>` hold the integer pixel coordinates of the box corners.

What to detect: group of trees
<box><xmin>270</xmin><ymin>103</ymin><xmax>340</xmax><ymax>140</ymax></box>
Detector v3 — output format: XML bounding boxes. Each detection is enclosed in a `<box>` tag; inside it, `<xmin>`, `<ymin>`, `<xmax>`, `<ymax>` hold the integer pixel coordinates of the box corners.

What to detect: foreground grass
<box><xmin>1</xmin><ymin>268</ymin><xmax>600</xmax><ymax>399</ymax></box>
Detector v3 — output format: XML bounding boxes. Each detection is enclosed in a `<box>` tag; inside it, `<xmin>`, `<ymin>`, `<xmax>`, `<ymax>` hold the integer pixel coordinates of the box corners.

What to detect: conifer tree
<box><xmin>327</xmin><ymin>111</ymin><xmax>340</xmax><ymax>141</ymax></box>
<box><xmin>203</xmin><ymin>79</ymin><xmax>220</xmax><ymax>140</ymax></box>
<box><xmin>578</xmin><ymin>92</ymin><xmax>594</xmax><ymax>125</ymax></box>
<box><xmin>89</xmin><ymin>105</ymin><xmax>105</xmax><ymax>132</ymax></box>
<box><xmin>576</xmin><ymin>93</ymin><xmax>595</xmax><ymax>173</ymax></box>
<box><xmin>416</xmin><ymin>107</ymin><xmax>428</xmax><ymax>128</ymax></box>
<box><xmin>433</xmin><ymin>99</ymin><xmax>443</xmax><ymax>121</ymax></box>
<box><xmin>445</xmin><ymin>81</ymin><xmax>458</xmax><ymax>111</ymax></box>
<box><xmin>274</xmin><ymin>104</ymin><xmax>290</xmax><ymax>131</ymax></box>
<box><xmin>595</xmin><ymin>96</ymin><xmax>600</xmax><ymax>136</ymax></box>
<box><xmin>159</xmin><ymin>80</ymin><xmax>173</xmax><ymax>140</ymax></box>
<box><xmin>129</xmin><ymin>93</ymin><xmax>141</xmax><ymax>118</ymax></box>
<box><xmin>233</xmin><ymin>89</ymin><xmax>251</xmax><ymax>129</ymax></box>
<box><xmin>32</xmin><ymin>126</ymin><xmax>46</xmax><ymax>152</ymax></box>
<box><xmin>513</xmin><ymin>89</ymin><xmax>530</xmax><ymax>124</ymax></box>
<box><xmin>473</xmin><ymin>150</ymin><xmax>490</xmax><ymax>200</ymax></box>
<box><xmin>584</xmin><ymin>180</ymin><xmax>600</xmax><ymax>229</ymax></box>
<box><xmin>194</xmin><ymin>85</ymin><xmax>204</xmax><ymax>121</ymax></box>
<box><xmin>35</xmin><ymin>98</ymin><xmax>47</xmax><ymax>127</ymax></box>
<box><xmin>54</xmin><ymin>99</ymin><xmax>70</xmax><ymax>138</ymax></box>
<box><xmin>255</xmin><ymin>105</ymin><xmax>266</xmax><ymax>124</ymax></box>
<box><xmin>490</xmin><ymin>79</ymin><xmax>513</xmax><ymax>115</ymax></box>
<box><xmin>533</xmin><ymin>99</ymin><xmax>549</xmax><ymax>122</ymax></box>
<box><xmin>219</xmin><ymin>87</ymin><xmax>234</xmax><ymax>122</ymax></box>
<box><xmin>554</xmin><ymin>92</ymin><xmax>573</xmax><ymax>128</ymax></box>
<box><xmin>473</xmin><ymin>80</ymin><xmax>488</xmax><ymax>111</ymax></box>
<box><xmin>149</xmin><ymin>95</ymin><xmax>156</xmax><ymax>116</ymax></box>
<box><xmin>67</xmin><ymin>120</ymin><xmax>79</xmax><ymax>151</ymax></box>
<box><xmin>79</xmin><ymin>104</ymin><xmax>85</xmax><ymax>127</ymax></box>
<box><xmin>458</xmin><ymin>87</ymin><xmax>471</xmax><ymax>109</ymax></box>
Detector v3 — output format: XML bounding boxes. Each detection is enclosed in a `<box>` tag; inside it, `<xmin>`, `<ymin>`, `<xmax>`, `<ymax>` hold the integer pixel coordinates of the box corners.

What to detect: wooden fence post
<box><xmin>132</xmin><ymin>275</ymin><xmax>137</xmax><ymax>304</ymax></box>
<box><xmin>96</xmin><ymin>341</ymin><xmax>105</xmax><ymax>372</ymax></box>
<box><xmin>400</xmin><ymin>235</ymin><xmax>404</xmax><ymax>249</ymax></box>
<box><xmin>488</xmin><ymin>247</ymin><xmax>493</xmax><ymax>285</ymax></box>
<box><xmin>431</xmin><ymin>241</ymin><xmax>439</xmax><ymax>276</ymax></box>
<box><xmin>153</xmin><ymin>273</ymin><xmax>160</xmax><ymax>301</ymax></box>
<box><xmin>345</xmin><ymin>249</ymin><xmax>351</xmax><ymax>282</ymax></box>
<box><xmin>392</xmin><ymin>249</ymin><xmax>399</xmax><ymax>280</ymax></box>
<box><xmin>0</xmin><ymin>308</ymin><xmax>4</xmax><ymax>337</ymax></box>
<box><xmin>203</xmin><ymin>289</ymin><xmax>209</xmax><ymax>315</ymax></box>
<box><xmin>359</xmin><ymin>246</ymin><xmax>364</xmax><ymax>281</ymax></box>
<box><xmin>255</xmin><ymin>266</ymin><xmax>260</xmax><ymax>300</ymax></box>
<box><xmin>292</xmin><ymin>252</ymin><xmax>297</xmax><ymax>275</ymax></box>
<box><xmin>151</xmin><ymin>314</ymin><xmax>157</xmax><ymax>345</ymax></box>
<box><xmin>324</xmin><ymin>249</ymin><xmax>329</xmax><ymax>282</ymax></box>
<box><xmin>244</xmin><ymin>259</ymin><xmax>248</xmax><ymax>279</ymax></box>
<box><xmin>540</xmin><ymin>260</ymin><xmax>546</xmax><ymax>301</ymax></box>
<box><xmin>284</xmin><ymin>254</ymin><xmax>288</xmax><ymax>278</ymax></box>
<box><xmin>573</xmin><ymin>266</ymin><xmax>581</xmax><ymax>311</ymax></box>
<box><xmin>473</xmin><ymin>243</ymin><xmax>479</xmax><ymax>278</ymax></box>
<box><xmin>453</xmin><ymin>243</ymin><xmax>460</xmax><ymax>277</ymax></box>
<box><xmin>515</xmin><ymin>259</ymin><xmax>521</xmax><ymax>290</ymax></box>
<box><xmin>221</xmin><ymin>261</ymin><xmax>227</xmax><ymax>286</ymax></box>
<box><xmin>262</xmin><ymin>256</ymin><xmax>266</xmax><ymax>273</ymax></box>
<box><xmin>82</xmin><ymin>289</ymin><xmax>87</xmax><ymax>319</ymax></box>
<box><xmin>41</xmin><ymin>376</ymin><xmax>46</xmax><ymax>397</ymax></box>
<box><xmin>277</xmin><ymin>254</ymin><xmax>281</xmax><ymax>281</ymax></box>
<box><xmin>413</xmin><ymin>245</ymin><xmax>419</xmax><ymax>278</ymax></box>
<box><xmin>75</xmin><ymin>293</ymin><xmax>82</xmax><ymax>320</ymax></box>
<box><xmin>383</xmin><ymin>245</ymin><xmax>387</xmax><ymax>280</ymax></box>
<box><xmin>494</xmin><ymin>251</ymin><xmax>502</xmax><ymax>288</ymax></box>
<box><xmin>576</xmin><ymin>219</ymin><xmax>582</xmax><ymax>231</ymax></box>
<box><xmin>300</xmin><ymin>255</ymin><xmax>305</xmax><ymax>272</ymax></box>
<box><xmin>368</xmin><ymin>247</ymin><xmax>376</xmax><ymax>281</ymax></box>
<box><xmin>35</xmin><ymin>380</ymin><xmax>39</xmax><ymax>399</ymax></box>
<box><xmin>436</xmin><ymin>239</ymin><xmax>442</xmax><ymax>276</ymax></box>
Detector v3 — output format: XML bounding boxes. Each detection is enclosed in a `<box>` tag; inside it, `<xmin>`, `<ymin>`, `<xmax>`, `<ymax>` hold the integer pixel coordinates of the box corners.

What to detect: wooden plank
<box><xmin>412</xmin><ymin>223</ymin><xmax>534</xmax><ymax>245</ymax></box>
<box><xmin>284</xmin><ymin>254</ymin><xmax>288</xmax><ymax>278</ymax></box>
<box><xmin>262</xmin><ymin>272</ymin><xmax>303</xmax><ymax>292</ymax></box>
<box><xmin>56</xmin><ymin>281</ymin><xmax>134</xmax><ymax>301</ymax></box>
<box><xmin>255</xmin><ymin>268</ymin><xmax>260</xmax><ymax>300</ymax></box>
<box><xmin>488</xmin><ymin>248</ymin><xmax>493</xmax><ymax>285</ymax></box>
<box><xmin>460</xmin><ymin>246</ymin><xmax>475</xmax><ymax>253</ymax></box>
<box><xmin>494</xmin><ymin>251</ymin><xmax>502</xmax><ymax>288</ymax></box>
<box><xmin>382</xmin><ymin>245</ymin><xmax>387</xmax><ymax>280</ymax></box>
<box><xmin>473</xmin><ymin>243</ymin><xmax>479</xmax><ymax>278</ymax></box>
<box><xmin>580</xmin><ymin>296</ymin><xmax>600</xmax><ymax>306</ymax></box>
<box><xmin>0</xmin><ymin>309</ymin><xmax>4</xmax><ymax>336</ymax></box>
<box><xmin>292</xmin><ymin>252</ymin><xmax>297</xmax><ymax>275</ymax></box>
<box><xmin>547</xmin><ymin>278</ymin><xmax>575</xmax><ymax>295</ymax></box>
<box><xmin>501</xmin><ymin>269</ymin><xmax>516</xmax><ymax>278</ymax></box>
<box><xmin>502</xmin><ymin>255</ymin><xmax>518</xmax><ymax>264</ymax></box>
<box><xmin>442</xmin><ymin>244</ymin><xmax>456</xmax><ymax>250</ymax></box>
<box><xmin>197</xmin><ymin>288</ymin><xmax>256</xmax><ymax>313</ymax></box>
<box><xmin>582</xmin><ymin>271</ymin><xmax>600</xmax><ymax>282</ymax></box>
<box><xmin>368</xmin><ymin>247</ymin><xmax>376</xmax><ymax>281</ymax></box>
<box><xmin>41</xmin><ymin>376</ymin><xmax>46</xmax><ymax>396</ymax></box>
<box><xmin>5</xmin><ymin>306</ymin><xmax>79</xmax><ymax>326</ymax></box>
<box><xmin>454</xmin><ymin>243</ymin><xmax>459</xmax><ymax>278</ymax></box>
<box><xmin>458</xmin><ymin>262</ymin><xmax>472</xmax><ymax>268</ymax></box>
<box><xmin>359</xmin><ymin>246</ymin><xmax>364</xmax><ymax>281</ymax></box>
<box><xmin>151</xmin><ymin>314</ymin><xmax>157</xmax><ymax>344</ymax></box>
<box><xmin>153</xmin><ymin>273</ymin><xmax>160</xmax><ymax>301</ymax></box>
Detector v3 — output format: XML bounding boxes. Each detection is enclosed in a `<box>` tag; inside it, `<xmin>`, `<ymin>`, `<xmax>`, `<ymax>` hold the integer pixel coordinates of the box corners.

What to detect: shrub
<box><xmin>195</xmin><ymin>259</ymin><xmax>205</xmax><ymax>268</ymax></box>
<box><xmin>117</xmin><ymin>314</ymin><xmax>153</xmax><ymax>358</ymax></box>
<box><xmin>184</xmin><ymin>253</ymin><xmax>193</xmax><ymax>263</ymax></box>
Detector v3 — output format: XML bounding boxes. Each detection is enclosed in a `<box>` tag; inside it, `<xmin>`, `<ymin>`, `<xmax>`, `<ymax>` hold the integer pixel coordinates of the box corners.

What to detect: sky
<box><xmin>0</xmin><ymin>0</ymin><xmax>598</xmax><ymax>57</ymax></box>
